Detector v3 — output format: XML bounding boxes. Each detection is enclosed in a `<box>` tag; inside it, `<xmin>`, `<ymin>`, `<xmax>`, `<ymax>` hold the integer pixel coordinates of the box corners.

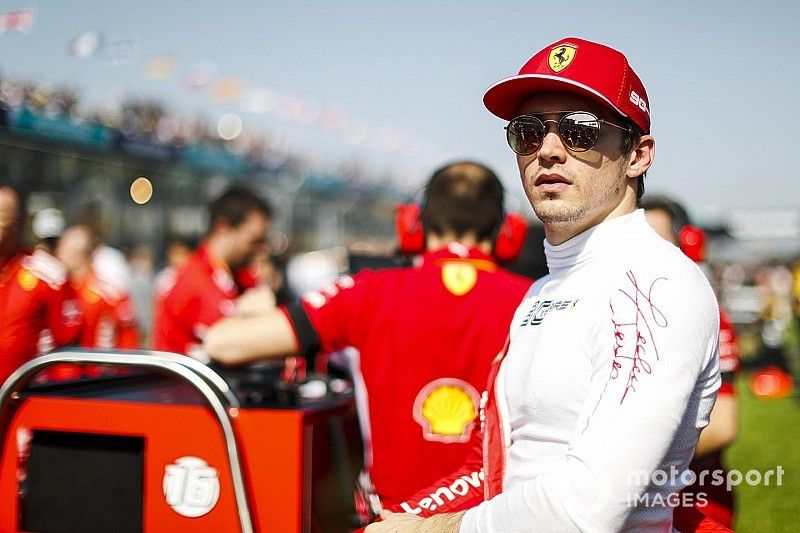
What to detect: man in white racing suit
<box><xmin>368</xmin><ymin>36</ymin><xmax>725</xmax><ymax>533</ymax></box>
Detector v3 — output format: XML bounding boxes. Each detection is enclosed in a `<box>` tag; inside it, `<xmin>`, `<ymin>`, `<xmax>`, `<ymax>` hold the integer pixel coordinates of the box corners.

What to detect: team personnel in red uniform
<box><xmin>205</xmin><ymin>162</ymin><xmax>532</xmax><ymax>518</ymax></box>
<box><xmin>56</xmin><ymin>224</ymin><xmax>139</xmax><ymax>349</ymax></box>
<box><xmin>0</xmin><ymin>181</ymin><xmax>82</xmax><ymax>383</ymax></box>
<box><xmin>153</xmin><ymin>186</ymin><xmax>272</xmax><ymax>357</ymax></box>
<box><xmin>643</xmin><ymin>195</ymin><xmax>740</xmax><ymax>527</ymax></box>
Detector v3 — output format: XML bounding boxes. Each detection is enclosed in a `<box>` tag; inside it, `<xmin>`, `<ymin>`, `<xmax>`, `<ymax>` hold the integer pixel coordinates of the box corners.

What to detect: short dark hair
<box><xmin>421</xmin><ymin>161</ymin><xmax>505</xmax><ymax>242</ymax></box>
<box><xmin>640</xmin><ymin>195</ymin><xmax>690</xmax><ymax>241</ymax></box>
<box><xmin>208</xmin><ymin>186</ymin><xmax>272</xmax><ymax>234</ymax></box>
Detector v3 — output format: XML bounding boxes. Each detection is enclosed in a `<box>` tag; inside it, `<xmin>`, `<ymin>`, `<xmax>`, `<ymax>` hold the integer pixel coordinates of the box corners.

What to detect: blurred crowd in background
<box><xmin>0</xmin><ymin>74</ymin><xmax>798</xmax><ymax>395</ymax></box>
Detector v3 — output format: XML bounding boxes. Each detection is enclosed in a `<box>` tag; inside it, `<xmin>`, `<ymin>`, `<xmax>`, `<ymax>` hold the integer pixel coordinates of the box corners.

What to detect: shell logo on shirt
<box><xmin>413</xmin><ymin>378</ymin><xmax>480</xmax><ymax>443</ymax></box>
<box><xmin>17</xmin><ymin>269</ymin><xmax>39</xmax><ymax>291</ymax></box>
<box><xmin>441</xmin><ymin>262</ymin><xmax>477</xmax><ymax>296</ymax></box>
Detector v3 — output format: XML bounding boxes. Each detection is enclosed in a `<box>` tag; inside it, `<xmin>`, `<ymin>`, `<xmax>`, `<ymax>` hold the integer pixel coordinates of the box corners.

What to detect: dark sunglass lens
<box><xmin>560</xmin><ymin>112</ymin><xmax>600</xmax><ymax>152</ymax></box>
<box><xmin>507</xmin><ymin>117</ymin><xmax>545</xmax><ymax>155</ymax></box>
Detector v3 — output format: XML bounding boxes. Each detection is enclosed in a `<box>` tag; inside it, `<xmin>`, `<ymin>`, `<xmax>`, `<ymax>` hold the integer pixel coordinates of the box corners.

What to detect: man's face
<box><xmin>0</xmin><ymin>187</ymin><xmax>22</xmax><ymax>258</ymax></box>
<box><xmin>227</xmin><ymin>211</ymin><xmax>269</xmax><ymax>270</ymax></box>
<box><xmin>644</xmin><ymin>208</ymin><xmax>678</xmax><ymax>245</ymax></box>
<box><xmin>55</xmin><ymin>226</ymin><xmax>93</xmax><ymax>273</ymax></box>
<box><xmin>514</xmin><ymin>92</ymin><xmax>640</xmax><ymax>240</ymax></box>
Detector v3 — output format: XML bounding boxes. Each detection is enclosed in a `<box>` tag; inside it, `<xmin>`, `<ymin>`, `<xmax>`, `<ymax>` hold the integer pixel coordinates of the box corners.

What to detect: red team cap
<box><xmin>483</xmin><ymin>37</ymin><xmax>651</xmax><ymax>134</ymax></box>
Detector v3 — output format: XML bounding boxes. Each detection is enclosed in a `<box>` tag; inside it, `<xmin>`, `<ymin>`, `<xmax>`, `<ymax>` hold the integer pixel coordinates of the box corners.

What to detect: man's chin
<box><xmin>533</xmin><ymin>201</ymin><xmax>581</xmax><ymax>225</ymax></box>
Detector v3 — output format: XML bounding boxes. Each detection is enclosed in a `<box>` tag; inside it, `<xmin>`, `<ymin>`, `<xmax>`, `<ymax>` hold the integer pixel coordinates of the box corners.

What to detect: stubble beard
<box><xmin>529</xmin><ymin>181</ymin><xmax>623</xmax><ymax>231</ymax></box>
<box><xmin>532</xmin><ymin>192</ymin><xmax>585</xmax><ymax>225</ymax></box>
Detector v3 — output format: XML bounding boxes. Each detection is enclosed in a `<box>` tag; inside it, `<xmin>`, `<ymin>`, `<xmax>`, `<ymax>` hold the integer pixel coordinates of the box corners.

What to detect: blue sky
<box><xmin>1</xmin><ymin>0</ymin><xmax>798</xmax><ymax>222</ymax></box>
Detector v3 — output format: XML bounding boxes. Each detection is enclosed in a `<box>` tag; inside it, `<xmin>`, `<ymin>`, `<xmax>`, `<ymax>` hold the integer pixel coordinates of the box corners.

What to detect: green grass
<box><xmin>725</xmin><ymin>374</ymin><xmax>800</xmax><ymax>532</ymax></box>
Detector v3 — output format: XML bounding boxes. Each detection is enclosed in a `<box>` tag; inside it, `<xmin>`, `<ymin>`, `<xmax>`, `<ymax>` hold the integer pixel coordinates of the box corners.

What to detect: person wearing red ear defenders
<box><xmin>395</xmin><ymin>193</ymin><xmax>529</xmax><ymax>264</ymax></box>
<box><xmin>643</xmin><ymin>195</ymin><xmax>740</xmax><ymax>528</ymax></box>
<box><xmin>204</xmin><ymin>161</ymin><xmax>532</xmax><ymax>523</ymax></box>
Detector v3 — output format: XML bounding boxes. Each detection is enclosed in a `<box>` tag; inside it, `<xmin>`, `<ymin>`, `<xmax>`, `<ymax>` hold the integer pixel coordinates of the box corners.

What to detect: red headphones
<box><xmin>678</xmin><ymin>224</ymin><xmax>706</xmax><ymax>263</ymax></box>
<box><xmin>394</xmin><ymin>203</ymin><xmax>528</xmax><ymax>263</ymax></box>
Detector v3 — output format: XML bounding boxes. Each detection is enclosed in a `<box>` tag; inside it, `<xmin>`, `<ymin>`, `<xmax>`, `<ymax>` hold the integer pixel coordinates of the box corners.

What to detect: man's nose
<box><xmin>538</xmin><ymin>130</ymin><xmax>567</xmax><ymax>163</ymax></box>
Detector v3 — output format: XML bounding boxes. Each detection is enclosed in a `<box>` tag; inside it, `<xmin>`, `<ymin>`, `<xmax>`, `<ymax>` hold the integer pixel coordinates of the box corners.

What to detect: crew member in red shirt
<box><xmin>643</xmin><ymin>195</ymin><xmax>740</xmax><ymax>527</ymax></box>
<box><xmin>204</xmin><ymin>162</ymin><xmax>532</xmax><ymax>520</ymax></box>
<box><xmin>0</xmin><ymin>181</ymin><xmax>82</xmax><ymax>383</ymax></box>
<box><xmin>153</xmin><ymin>186</ymin><xmax>272</xmax><ymax>357</ymax></box>
<box><xmin>56</xmin><ymin>224</ymin><xmax>139</xmax><ymax>350</ymax></box>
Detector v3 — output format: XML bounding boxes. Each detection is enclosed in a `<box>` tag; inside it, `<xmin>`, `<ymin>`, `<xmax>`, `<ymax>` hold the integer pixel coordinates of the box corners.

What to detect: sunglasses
<box><xmin>505</xmin><ymin>111</ymin><xmax>631</xmax><ymax>156</ymax></box>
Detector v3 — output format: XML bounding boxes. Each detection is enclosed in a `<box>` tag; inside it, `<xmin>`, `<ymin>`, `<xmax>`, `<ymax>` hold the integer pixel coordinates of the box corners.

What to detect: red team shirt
<box><xmin>688</xmin><ymin>307</ymin><xmax>741</xmax><ymax>527</ymax></box>
<box><xmin>72</xmin><ymin>270</ymin><xmax>139</xmax><ymax>349</ymax></box>
<box><xmin>281</xmin><ymin>244</ymin><xmax>531</xmax><ymax>509</ymax></box>
<box><xmin>0</xmin><ymin>250</ymin><xmax>82</xmax><ymax>382</ymax></box>
<box><xmin>153</xmin><ymin>244</ymin><xmax>239</xmax><ymax>356</ymax></box>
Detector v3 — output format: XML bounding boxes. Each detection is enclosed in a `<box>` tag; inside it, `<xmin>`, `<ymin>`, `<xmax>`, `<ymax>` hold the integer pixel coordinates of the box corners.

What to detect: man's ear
<box><xmin>626</xmin><ymin>135</ymin><xmax>655</xmax><ymax>178</ymax></box>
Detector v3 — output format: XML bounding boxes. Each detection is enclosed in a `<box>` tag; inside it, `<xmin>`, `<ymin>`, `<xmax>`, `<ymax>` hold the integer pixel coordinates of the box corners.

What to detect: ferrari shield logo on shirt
<box><xmin>83</xmin><ymin>286</ymin><xmax>101</xmax><ymax>304</ymax></box>
<box><xmin>441</xmin><ymin>262</ymin><xmax>477</xmax><ymax>296</ymax></box>
<box><xmin>413</xmin><ymin>378</ymin><xmax>480</xmax><ymax>443</ymax></box>
<box><xmin>548</xmin><ymin>43</ymin><xmax>577</xmax><ymax>72</ymax></box>
<box><xmin>17</xmin><ymin>269</ymin><xmax>38</xmax><ymax>291</ymax></box>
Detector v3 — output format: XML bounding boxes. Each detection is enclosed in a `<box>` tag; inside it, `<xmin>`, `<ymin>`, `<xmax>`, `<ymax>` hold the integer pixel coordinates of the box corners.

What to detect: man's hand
<box><xmin>236</xmin><ymin>286</ymin><xmax>276</xmax><ymax>316</ymax></box>
<box><xmin>364</xmin><ymin>510</ymin><xmax>465</xmax><ymax>532</ymax></box>
<box><xmin>364</xmin><ymin>511</ymin><xmax>423</xmax><ymax>532</ymax></box>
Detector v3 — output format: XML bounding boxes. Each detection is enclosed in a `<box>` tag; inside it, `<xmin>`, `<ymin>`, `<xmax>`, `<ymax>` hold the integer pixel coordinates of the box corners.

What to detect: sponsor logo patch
<box><xmin>630</xmin><ymin>90</ymin><xmax>649</xmax><ymax>114</ymax></box>
<box><xmin>442</xmin><ymin>262</ymin><xmax>477</xmax><ymax>296</ymax></box>
<box><xmin>399</xmin><ymin>470</ymin><xmax>484</xmax><ymax>514</ymax></box>
<box><xmin>413</xmin><ymin>378</ymin><xmax>480</xmax><ymax>443</ymax></box>
<box><xmin>520</xmin><ymin>298</ymin><xmax>579</xmax><ymax>326</ymax></box>
<box><xmin>83</xmin><ymin>286</ymin><xmax>101</xmax><ymax>304</ymax></box>
<box><xmin>17</xmin><ymin>269</ymin><xmax>38</xmax><ymax>291</ymax></box>
<box><xmin>549</xmin><ymin>44</ymin><xmax>577</xmax><ymax>72</ymax></box>
<box><xmin>61</xmin><ymin>299</ymin><xmax>82</xmax><ymax>327</ymax></box>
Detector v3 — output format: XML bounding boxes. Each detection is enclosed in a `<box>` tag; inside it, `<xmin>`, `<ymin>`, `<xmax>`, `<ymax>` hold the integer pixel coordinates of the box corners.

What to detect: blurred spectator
<box><xmin>153</xmin><ymin>239</ymin><xmax>195</xmax><ymax>340</ymax></box>
<box><xmin>31</xmin><ymin>207</ymin><xmax>65</xmax><ymax>254</ymax></box>
<box><xmin>153</xmin><ymin>186</ymin><xmax>272</xmax><ymax>357</ymax></box>
<box><xmin>76</xmin><ymin>200</ymin><xmax>134</xmax><ymax>295</ymax></box>
<box><xmin>751</xmin><ymin>263</ymin><xmax>793</xmax><ymax>372</ymax></box>
<box><xmin>56</xmin><ymin>224</ymin><xmax>139</xmax><ymax>350</ymax></box>
<box><xmin>154</xmin><ymin>239</ymin><xmax>194</xmax><ymax>295</ymax></box>
<box><xmin>0</xmin><ymin>180</ymin><xmax>82</xmax><ymax>382</ymax></box>
<box><xmin>235</xmin><ymin>247</ymin><xmax>294</xmax><ymax>306</ymax></box>
<box><xmin>0</xmin><ymin>77</ymin><xmax>294</xmax><ymax>172</ymax></box>
<box><xmin>643</xmin><ymin>195</ymin><xmax>740</xmax><ymax>527</ymax></box>
<box><xmin>128</xmin><ymin>245</ymin><xmax>155</xmax><ymax>346</ymax></box>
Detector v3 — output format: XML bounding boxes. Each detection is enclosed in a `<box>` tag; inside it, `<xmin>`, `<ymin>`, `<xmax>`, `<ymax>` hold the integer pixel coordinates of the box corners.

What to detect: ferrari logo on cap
<box><xmin>549</xmin><ymin>44</ymin><xmax>577</xmax><ymax>73</ymax></box>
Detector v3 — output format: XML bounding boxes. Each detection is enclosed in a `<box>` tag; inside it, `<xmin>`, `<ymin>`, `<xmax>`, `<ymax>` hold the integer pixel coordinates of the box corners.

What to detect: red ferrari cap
<box><xmin>483</xmin><ymin>37</ymin><xmax>651</xmax><ymax>134</ymax></box>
